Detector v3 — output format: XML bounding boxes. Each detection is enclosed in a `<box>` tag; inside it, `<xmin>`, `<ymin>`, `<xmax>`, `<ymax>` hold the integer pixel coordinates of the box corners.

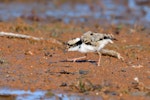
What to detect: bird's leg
<box><xmin>67</xmin><ymin>54</ymin><xmax>87</xmax><ymax>62</ymax></box>
<box><xmin>100</xmin><ymin>49</ymin><xmax>124</xmax><ymax>61</ymax></box>
<box><xmin>97</xmin><ymin>52</ymin><xmax>101</xmax><ymax>66</ymax></box>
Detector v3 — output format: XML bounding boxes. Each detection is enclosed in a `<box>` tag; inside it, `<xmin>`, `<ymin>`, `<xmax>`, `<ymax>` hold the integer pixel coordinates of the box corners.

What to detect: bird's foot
<box><xmin>67</xmin><ymin>58</ymin><xmax>77</xmax><ymax>62</ymax></box>
<box><xmin>97</xmin><ymin>62</ymin><xmax>101</xmax><ymax>66</ymax></box>
<box><xmin>116</xmin><ymin>53</ymin><xmax>124</xmax><ymax>61</ymax></box>
<box><xmin>67</xmin><ymin>56</ymin><xmax>87</xmax><ymax>62</ymax></box>
<box><xmin>100</xmin><ymin>49</ymin><xmax>124</xmax><ymax>61</ymax></box>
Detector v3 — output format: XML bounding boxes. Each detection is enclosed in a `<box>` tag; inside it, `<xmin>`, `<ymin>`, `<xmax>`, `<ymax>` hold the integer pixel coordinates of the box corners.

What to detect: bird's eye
<box><xmin>104</xmin><ymin>36</ymin><xmax>108</xmax><ymax>39</ymax></box>
<box><xmin>67</xmin><ymin>43</ymin><xmax>72</xmax><ymax>46</ymax></box>
<box><xmin>90</xmin><ymin>33</ymin><xmax>93</xmax><ymax>35</ymax></box>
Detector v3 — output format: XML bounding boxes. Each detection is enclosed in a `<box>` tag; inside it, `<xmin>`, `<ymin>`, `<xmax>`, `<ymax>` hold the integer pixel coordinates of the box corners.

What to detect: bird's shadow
<box><xmin>60</xmin><ymin>60</ymin><xmax>97</xmax><ymax>64</ymax></box>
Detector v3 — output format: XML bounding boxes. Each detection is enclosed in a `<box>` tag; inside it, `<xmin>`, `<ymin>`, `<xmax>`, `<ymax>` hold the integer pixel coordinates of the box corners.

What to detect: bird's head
<box><xmin>67</xmin><ymin>38</ymin><xmax>82</xmax><ymax>51</ymax></box>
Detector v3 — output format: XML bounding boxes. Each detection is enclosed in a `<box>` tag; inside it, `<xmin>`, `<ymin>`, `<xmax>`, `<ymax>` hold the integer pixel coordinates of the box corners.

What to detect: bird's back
<box><xmin>81</xmin><ymin>31</ymin><xmax>115</xmax><ymax>46</ymax></box>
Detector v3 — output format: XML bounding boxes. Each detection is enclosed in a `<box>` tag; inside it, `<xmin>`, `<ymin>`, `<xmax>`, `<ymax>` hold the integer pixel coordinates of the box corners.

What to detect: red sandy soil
<box><xmin>0</xmin><ymin>20</ymin><xmax>149</xmax><ymax>100</ymax></box>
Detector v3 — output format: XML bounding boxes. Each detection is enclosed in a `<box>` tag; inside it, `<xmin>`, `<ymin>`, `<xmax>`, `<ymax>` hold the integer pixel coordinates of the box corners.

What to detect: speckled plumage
<box><xmin>67</xmin><ymin>31</ymin><xmax>115</xmax><ymax>53</ymax></box>
<box><xmin>81</xmin><ymin>31</ymin><xmax>115</xmax><ymax>46</ymax></box>
<box><xmin>67</xmin><ymin>31</ymin><xmax>123</xmax><ymax>66</ymax></box>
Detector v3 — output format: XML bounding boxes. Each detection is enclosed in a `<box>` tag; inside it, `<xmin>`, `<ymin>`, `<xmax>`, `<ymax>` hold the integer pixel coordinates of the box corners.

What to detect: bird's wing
<box><xmin>81</xmin><ymin>31</ymin><xmax>94</xmax><ymax>43</ymax></box>
<box><xmin>81</xmin><ymin>31</ymin><xmax>105</xmax><ymax>46</ymax></box>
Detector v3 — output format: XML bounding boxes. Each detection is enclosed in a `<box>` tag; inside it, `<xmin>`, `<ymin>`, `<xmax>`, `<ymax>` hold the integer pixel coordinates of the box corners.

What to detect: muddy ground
<box><xmin>0</xmin><ymin>0</ymin><xmax>150</xmax><ymax>100</ymax></box>
<box><xmin>0</xmin><ymin>20</ymin><xmax>149</xmax><ymax>100</ymax></box>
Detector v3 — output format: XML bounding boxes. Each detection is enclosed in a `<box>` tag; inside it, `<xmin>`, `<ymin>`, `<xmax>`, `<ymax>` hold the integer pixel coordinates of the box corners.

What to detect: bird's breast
<box><xmin>78</xmin><ymin>43</ymin><xmax>96</xmax><ymax>53</ymax></box>
<box><xmin>97</xmin><ymin>39</ymin><xmax>113</xmax><ymax>51</ymax></box>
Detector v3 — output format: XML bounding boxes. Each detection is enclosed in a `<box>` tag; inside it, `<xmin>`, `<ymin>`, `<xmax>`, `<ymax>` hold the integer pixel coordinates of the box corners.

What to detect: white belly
<box><xmin>68</xmin><ymin>39</ymin><xmax>113</xmax><ymax>53</ymax></box>
<box><xmin>78</xmin><ymin>43</ymin><xmax>96</xmax><ymax>53</ymax></box>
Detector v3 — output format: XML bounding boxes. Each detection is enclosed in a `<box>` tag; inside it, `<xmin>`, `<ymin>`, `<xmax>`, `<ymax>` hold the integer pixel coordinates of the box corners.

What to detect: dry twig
<box><xmin>0</xmin><ymin>31</ymin><xmax>62</xmax><ymax>45</ymax></box>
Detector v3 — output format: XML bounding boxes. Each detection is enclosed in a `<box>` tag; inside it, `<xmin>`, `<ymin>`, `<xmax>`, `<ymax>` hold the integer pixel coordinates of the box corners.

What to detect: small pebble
<box><xmin>60</xmin><ymin>82</ymin><xmax>67</xmax><ymax>87</ymax></box>
<box><xmin>79</xmin><ymin>70</ymin><xmax>89</xmax><ymax>75</ymax></box>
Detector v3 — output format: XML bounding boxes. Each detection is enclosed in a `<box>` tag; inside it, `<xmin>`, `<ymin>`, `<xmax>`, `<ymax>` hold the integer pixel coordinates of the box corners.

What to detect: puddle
<box><xmin>0</xmin><ymin>88</ymin><xmax>102</xmax><ymax>100</ymax></box>
<box><xmin>0</xmin><ymin>0</ymin><xmax>150</xmax><ymax>26</ymax></box>
<box><xmin>0</xmin><ymin>88</ymin><xmax>47</xmax><ymax>100</ymax></box>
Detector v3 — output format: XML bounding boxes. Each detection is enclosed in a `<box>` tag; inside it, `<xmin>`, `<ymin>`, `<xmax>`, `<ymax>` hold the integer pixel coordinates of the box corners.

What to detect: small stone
<box><xmin>25</xmin><ymin>51</ymin><xmax>34</xmax><ymax>55</ymax></box>
<box><xmin>131</xmin><ymin>64</ymin><xmax>143</xmax><ymax>68</ymax></box>
<box><xmin>96</xmin><ymin>92</ymin><xmax>99</xmax><ymax>95</ymax></box>
<box><xmin>60</xmin><ymin>82</ymin><xmax>67</xmax><ymax>87</ymax></box>
<box><xmin>121</xmin><ymin>69</ymin><xmax>126</xmax><ymax>72</ymax></box>
<box><xmin>59</xmin><ymin>70</ymin><xmax>74</xmax><ymax>75</ymax></box>
<box><xmin>0</xmin><ymin>59</ymin><xmax>5</xmax><ymax>64</ymax></box>
<box><xmin>6</xmin><ymin>74</ymin><xmax>10</xmax><ymax>78</ymax></box>
<box><xmin>134</xmin><ymin>77</ymin><xmax>139</xmax><ymax>82</ymax></box>
<box><xmin>44</xmin><ymin>52</ymin><xmax>52</xmax><ymax>57</ymax></box>
<box><xmin>79</xmin><ymin>70</ymin><xmax>89</xmax><ymax>75</ymax></box>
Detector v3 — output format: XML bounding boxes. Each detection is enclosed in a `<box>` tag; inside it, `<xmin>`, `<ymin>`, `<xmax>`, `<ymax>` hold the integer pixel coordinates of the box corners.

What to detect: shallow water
<box><xmin>0</xmin><ymin>88</ymin><xmax>102</xmax><ymax>100</ymax></box>
<box><xmin>0</xmin><ymin>0</ymin><xmax>150</xmax><ymax>26</ymax></box>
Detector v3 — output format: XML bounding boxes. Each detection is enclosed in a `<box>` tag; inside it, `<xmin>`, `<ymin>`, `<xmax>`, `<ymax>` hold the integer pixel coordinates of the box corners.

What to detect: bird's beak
<box><xmin>113</xmin><ymin>38</ymin><xmax>118</xmax><ymax>41</ymax></box>
<box><xmin>66</xmin><ymin>45</ymin><xmax>70</xmax><ymax>49</ymax></box>
<box><xmin>110</xmin><ymin>41</ymin><xmax>114</xmax><ymax>44</ymax></box>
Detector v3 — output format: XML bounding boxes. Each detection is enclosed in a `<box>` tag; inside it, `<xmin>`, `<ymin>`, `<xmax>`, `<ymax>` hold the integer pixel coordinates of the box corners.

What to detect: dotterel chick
<box><xmin>67</xmin><ymin>31</ymin><xmax>123</xmax><ymax>66</ymax></box>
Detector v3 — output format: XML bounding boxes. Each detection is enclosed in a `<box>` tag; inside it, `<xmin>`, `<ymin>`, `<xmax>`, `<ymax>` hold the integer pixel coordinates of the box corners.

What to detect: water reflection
<box><xmin>56</xmin><ymin>93</ymin><xmax>102</xmax><ymax>100</ymax></box>
<box><xmin>0</xmin><ymin>88</ymin><xmax>46</xmax><ymax>100</ymax></box>
<box><xmin>0</xmin><ymin>0</ymin><xmax>149</xmax><ymax>25</ymax></box>
<box><xmin>0</xmin><ymin>88</ymin><xmax>102</xmax><ymax>100</ymax></box>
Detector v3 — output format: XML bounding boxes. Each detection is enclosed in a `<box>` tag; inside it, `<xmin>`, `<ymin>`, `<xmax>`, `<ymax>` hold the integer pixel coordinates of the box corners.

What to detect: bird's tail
<box><xmin>103</xmin><ymin>34</ymin><xmax>117</xmax><ymax>40</ymax></box>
